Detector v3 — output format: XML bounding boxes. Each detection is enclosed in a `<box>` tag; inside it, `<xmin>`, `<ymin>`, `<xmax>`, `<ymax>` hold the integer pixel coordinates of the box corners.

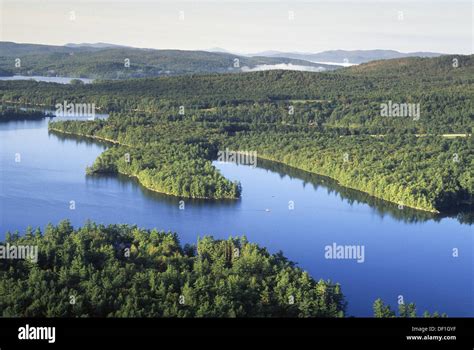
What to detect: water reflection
<box><xmin>49</xmin><ymin>130</ymin><xmax>110</xmax><ymax>148</ymax></box>
<box><xmin>1</xmin><ymin>117</ymin><xmax>472</xmax><ymax>316</ymax></box>
<box><xmin>86</xmin><ymin>173</ymin><xmax>241</xmax><ymax>209</ymax></box>
<box><xmin>49</xmin><ymin>127</ymin><xmax>472</xmax><ymax>225</ymax></box>
<box><xmin>255</xmin><ymin>158</ymin><xmax>473</xmax><ymax>225</ymax></box>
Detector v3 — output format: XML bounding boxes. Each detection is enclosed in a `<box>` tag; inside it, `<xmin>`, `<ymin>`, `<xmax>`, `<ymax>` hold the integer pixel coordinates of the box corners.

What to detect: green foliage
<box><xmin>70</xmin><ymin>79</ymin><xmax>85</xmax><ymax>86</ymax></box>
<box><xmin>0</xmin><ymin>221</ymin><xmax>346</xmax><ymax>317</ymax></box>
<box><xmin>0</xmin><ymin>106</ymin><xmax>46</xmax><ymax>120</ymax></box>
<box><xmin>225</xmin><ymin>130</ymin><xmax>472</xmax><ymax>212</ymax></box>
<box><xmin>86</xmin><ymin>144</ymin><xmax>241</xmax><ymax>199</ymax></box>
<box><xmin>373</xmin><ymin>298</ymin><xmax>396</xmax><ymax>318</ymax></box>
<box><xmin>2</xmin><ymin>54</ymin><xmax>473</xmax><ymax>211</ymax></box>
<box><xmin>373</xmin><ymin>298</ymin><xmax>447</xmax><ymax>318</ymax></box>
<box><xmin>51</xmin><ymin>120</ymin><xmax>241</xmax><ymax>199</ymax></box>
<box><xmin>2</xmin><ymin>54</ymin><xmax>472</xmax><ymax>134</ymax></box>
<box><xmin>48</xmin><ymin>111</ymin><xmax>472</xmax><ymax>211</ymax></box>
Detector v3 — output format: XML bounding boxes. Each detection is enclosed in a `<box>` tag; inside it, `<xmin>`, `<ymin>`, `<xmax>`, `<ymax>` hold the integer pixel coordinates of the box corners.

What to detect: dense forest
<box><xmin>1</xmin><ymin>54</ymin><xmax>472</xmax><ymax>133</ymax></box>
<box><xmin>0</xmin><ymin>221</ymin><xmax>346</xmax><ymax>317</ymax></box>
<box><xmin>1</xmin><ymin>54</ymin><xmax>472</xmax><ymax>210</ymax></box>
<box><xmin>48</xmin><ymin>119</ymin><xmax>241</xmax><ymax>199</ymax></box>
<box><xmin>0</xmin><ymin>42</ymin><xmax>338</xmax><ymax>79</ymax></box>
<box><xmin>0</xmin><ymin>55</ymin><xmax>465</xmax><ymax>316</ymax></box>
<box><xmin>0</xmin><ymin>106</ymin><xmax>46</xmax><ymax>120</ymax></box>
<box><xmin>0</xmin><ymin>221</ymin><xmax>443</xmax><ymax>317</ymax></box>
<box><xmin>84</xmin><ymin>142</ymin><xmax>242</xmax><ymax>199</ymax></box>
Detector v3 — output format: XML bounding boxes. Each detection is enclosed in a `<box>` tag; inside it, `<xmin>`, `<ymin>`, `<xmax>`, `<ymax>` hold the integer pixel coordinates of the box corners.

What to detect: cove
<box><xmin>0</xmin><ymin>117</ymin><xmax>472</xmax><ymax>317</ymax></box>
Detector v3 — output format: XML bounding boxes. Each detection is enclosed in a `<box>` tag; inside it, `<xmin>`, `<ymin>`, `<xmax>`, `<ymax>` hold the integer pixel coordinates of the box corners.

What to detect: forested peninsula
<box><xmin>0</xmin><ymin>221</ymin><xmax>444</xmax><ymax>317</ymax></box>
<box><xmin>0</xmin><ymin>55</ymin><xmax>472</xmax><ymax>211</ymax></box>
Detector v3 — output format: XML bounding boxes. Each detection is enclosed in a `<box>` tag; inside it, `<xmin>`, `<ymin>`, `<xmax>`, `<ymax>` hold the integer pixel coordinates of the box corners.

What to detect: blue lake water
<box><xmin>0</xmin><ymin>118</ymin><xmax>472</xmax><ymax>316</ymax></box>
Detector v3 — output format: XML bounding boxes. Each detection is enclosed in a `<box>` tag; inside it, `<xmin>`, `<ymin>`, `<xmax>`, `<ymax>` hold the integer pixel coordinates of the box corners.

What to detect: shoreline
<box><xmin>50</xmin><ymin>126</ymin><xmax>440</xmax><ymax>213</ymax></box>
<box><xmin>48</xmin><ymin>127</ymin><xmax>125</xmax><ymax>146</ymax></box>
<box><xmin>49</xmin><ymin>126</ymin><xmax>240</xmax><ymax>201</ymax></box>
<box><xmin>250</xmin><ymin>154</ymin><xmax>441</xmax><ymax>214</ymax></box>
<box><xmin>115</xmin><ymin>170</ymin><xmax>239</xmax><ymax>200</ymax></box>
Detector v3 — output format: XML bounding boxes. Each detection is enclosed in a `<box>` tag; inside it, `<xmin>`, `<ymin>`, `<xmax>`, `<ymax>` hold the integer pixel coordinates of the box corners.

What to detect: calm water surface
<box><xmin>0</xmin><ymin>118</ymin><xmax>472</xmax><ymax>316</ymax></box>
<box><xmin>0</xmin><ymin>75</ymin><xmax>93</xmax><ymax>84</ymax></box>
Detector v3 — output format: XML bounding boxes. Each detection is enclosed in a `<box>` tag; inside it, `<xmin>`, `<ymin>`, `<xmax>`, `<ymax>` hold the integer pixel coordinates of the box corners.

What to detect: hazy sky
<box><xmin>0</xmin><ymin>0</ymin><xmax>472</xmax><ymax>54</ymax></box>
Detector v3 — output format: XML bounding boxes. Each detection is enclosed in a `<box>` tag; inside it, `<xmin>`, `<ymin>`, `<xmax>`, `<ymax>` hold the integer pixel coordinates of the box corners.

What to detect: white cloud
<box><xmin>310</xmin><ymin>61</ymin><xmax>358</xmax><ymax>67</ymax></box>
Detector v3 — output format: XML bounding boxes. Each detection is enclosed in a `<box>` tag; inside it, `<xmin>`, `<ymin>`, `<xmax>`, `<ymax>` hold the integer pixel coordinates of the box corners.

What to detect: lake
<box><xmin>0</xmin><ymin>75</ymin><xmax>93</xmax><ymax>84</ymax></box>
<box><xmin>0</xmin><ymin>117</ymin><xmax>472</xmax><ymax>316</ymax></box>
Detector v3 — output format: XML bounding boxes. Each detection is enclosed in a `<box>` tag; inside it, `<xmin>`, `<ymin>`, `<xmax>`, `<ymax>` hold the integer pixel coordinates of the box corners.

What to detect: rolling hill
<box><xmin>0</xmin><ymin>42</ymin><xmax>340</xmax><ymax>79</ymax></box>
<box><xmin>250</xmin><ymin>49</ymin><xmax>443</xmax><ymax>64</ymax></box>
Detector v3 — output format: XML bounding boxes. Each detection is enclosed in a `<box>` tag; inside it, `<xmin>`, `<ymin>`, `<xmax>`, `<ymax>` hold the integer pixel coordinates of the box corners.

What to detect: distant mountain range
<box><xmin>245</xmin><ymin>49</ymin><xmax>444</xmax><ymax>64</ymax></box>
<box><xmin>0</xmin><ymin>42</ymin><xmax>446</xmax><ymax>79</ymax></box>
<box><xmin>65</xmin><ymin>42</ymin><xmax>130</xmax><ymax>49</ymax></box>
<box><xmin>0</xmin><ymin>42</ymin><xmax>340</xmax><ymax>79</ymax></box>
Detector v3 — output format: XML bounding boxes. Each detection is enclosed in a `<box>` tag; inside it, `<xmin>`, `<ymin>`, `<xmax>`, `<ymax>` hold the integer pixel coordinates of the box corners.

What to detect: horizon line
<box><xmin>2</xmin><ymin>40</ymin><xmax>468</xmax><ymax>56</ymax></box>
